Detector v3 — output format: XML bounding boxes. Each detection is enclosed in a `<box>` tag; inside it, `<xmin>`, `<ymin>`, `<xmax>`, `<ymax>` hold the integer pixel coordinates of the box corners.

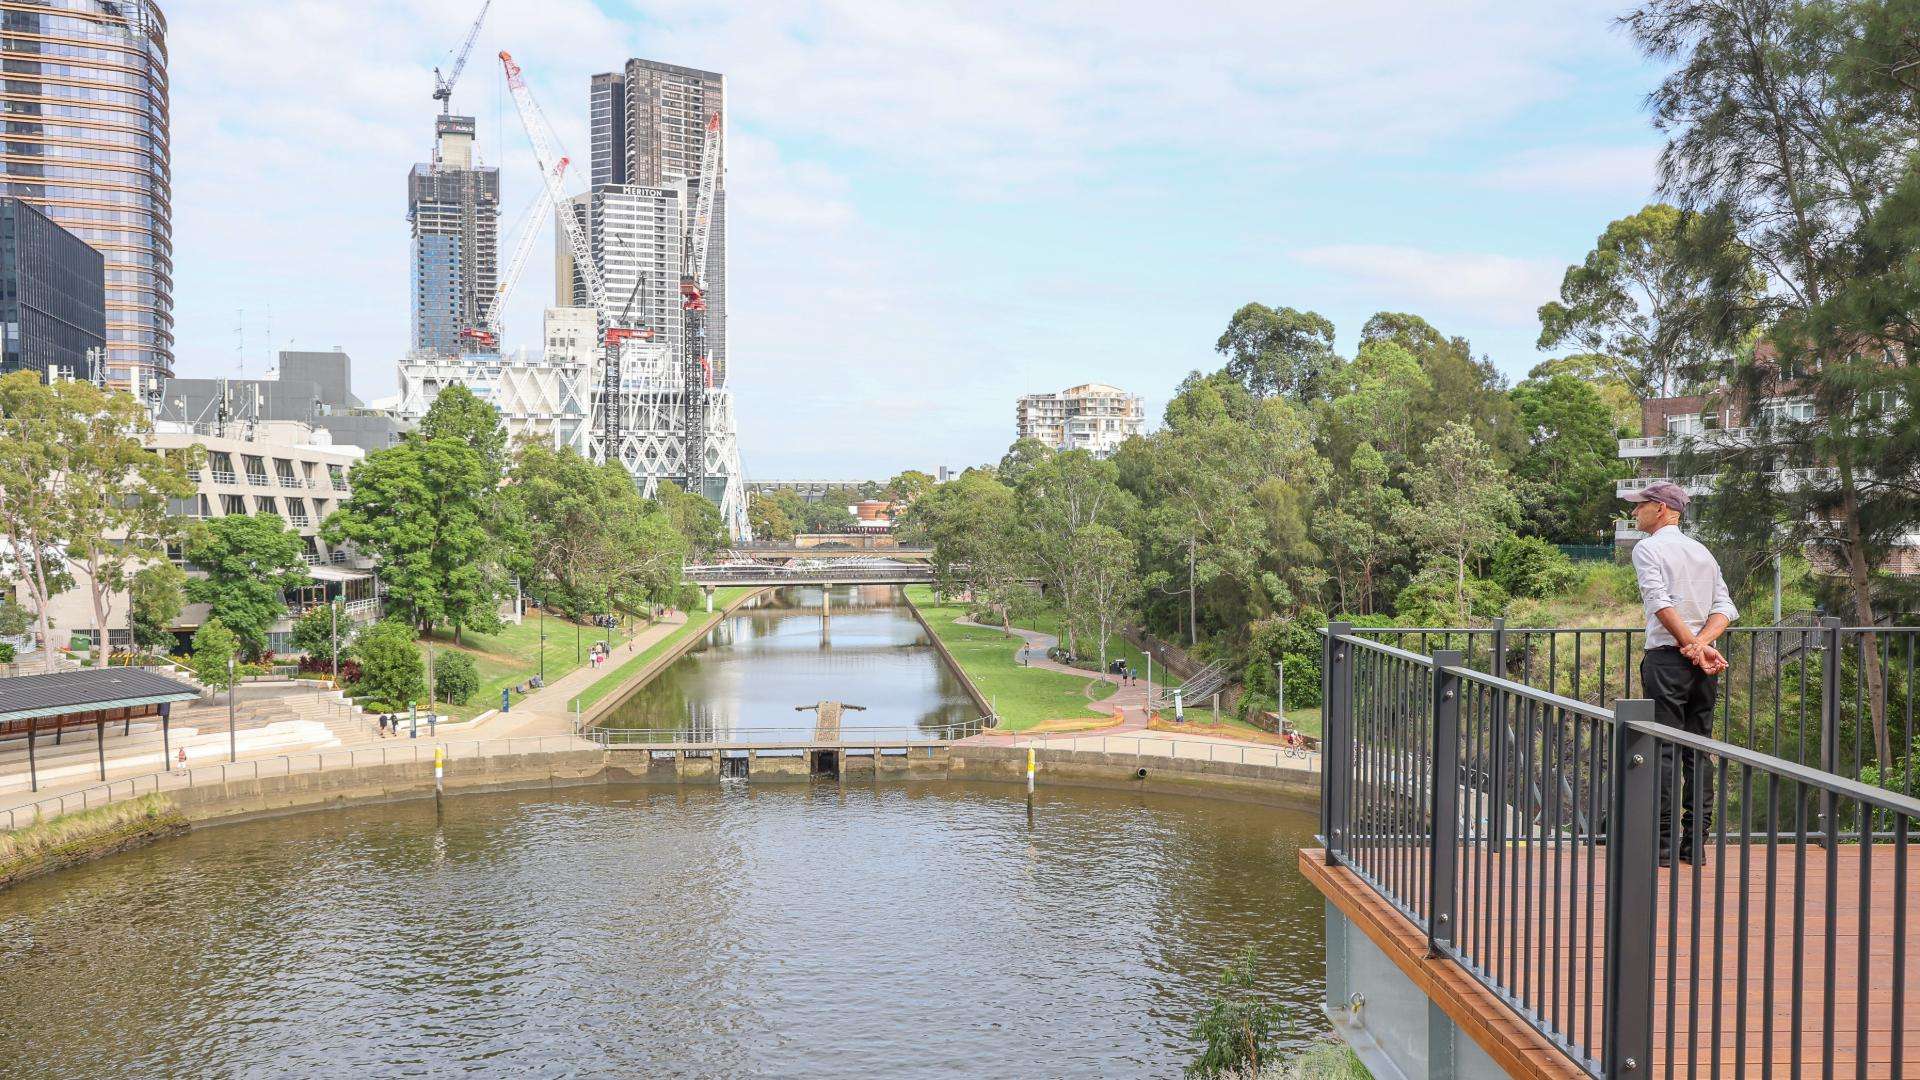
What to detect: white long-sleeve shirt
<box><xmin>1631</xmin><ymin>525</ymin><xmax>1740</xmax><ymax>649</ymax></box>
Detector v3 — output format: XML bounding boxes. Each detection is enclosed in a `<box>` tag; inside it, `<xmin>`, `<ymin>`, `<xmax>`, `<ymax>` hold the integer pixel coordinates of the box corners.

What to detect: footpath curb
<box><xmin>579</xmin><ymin>588</ymin><xmax>769</xmax><ymax>728</ymax></box>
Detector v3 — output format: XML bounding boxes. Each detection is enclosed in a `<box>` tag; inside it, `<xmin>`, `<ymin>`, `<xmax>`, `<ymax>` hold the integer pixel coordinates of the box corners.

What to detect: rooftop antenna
<box><xmin>234</xmin><ymin>308</ymin><xmax>245</xmax><ymax>377</ymax></box>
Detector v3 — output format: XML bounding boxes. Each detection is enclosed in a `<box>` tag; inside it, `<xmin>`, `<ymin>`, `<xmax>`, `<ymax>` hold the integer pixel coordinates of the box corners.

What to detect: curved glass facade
<box><xmin>0</xmin><ymin>0</ymin><xmax>171</xmax><ymax>385</ymax></box>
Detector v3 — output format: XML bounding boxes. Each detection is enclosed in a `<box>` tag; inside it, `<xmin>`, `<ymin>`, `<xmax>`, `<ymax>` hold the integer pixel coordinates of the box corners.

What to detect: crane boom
<box><xmin>500</xmin><ymin>51</ymin><xmax>606</xmax><ymax>316</ymax></box>
<box><xmin>687</xmin><ymin>111</ymin><xmax>723</xmax><ymax>291</ymax></box>
<box><xmin>433</xmin><ymin>0</ymin><xmax>493</xmax><ymax>113</ymax></box>
<box><xmin>470</xmin><ymin>156</ymin><xmax>566</xmax><ymax>347</ymax></box>
<box><xmin>680</xmin><ymin>110</ymin><xmax>723</xmax><ymax>495</ymax></box>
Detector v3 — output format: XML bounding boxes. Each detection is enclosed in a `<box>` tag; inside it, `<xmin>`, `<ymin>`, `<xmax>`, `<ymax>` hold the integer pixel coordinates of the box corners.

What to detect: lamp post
<box><xmin>539</xmin><ymin>599</ymin><xmax>546</xmax><ymax>682</ymax></box>
<box><xmin>330</xmin><ymin>599</ymin><xmax>339</xmax><ymax>683</ymax></box>
<box><xmin>227</xmin><ymin>650</ymin><xmax>237</xmax><ymax>763</ymax></box>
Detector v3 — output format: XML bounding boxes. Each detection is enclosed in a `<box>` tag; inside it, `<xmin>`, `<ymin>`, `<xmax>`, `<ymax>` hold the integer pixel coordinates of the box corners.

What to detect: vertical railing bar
<box><xmin>1709</xmin><ymin>756</ymin><xmax>1729</xmax><ymax>1080</ymax></box>
<box><xmin>1664</xmin><ymin>734</ymin><xmax>1680</xmax><ymax>1080</ymax></box>
<box><xmin>1892</xmin><ymin>815</ymin><xmax>1908</xmax><ymax>1080</ymax></box>
<box><xmin>1429</xmin><ymin>651</ymin><xmax>1462</xmax><ymax>957</ymax></box>
<box><xmin>1604</xmin><ymin>700</ymin><xmax>1658</xmax><ymax>1078</ymax></box>
<box><xmin>1824</xmin><ymin>770</ymin><xmax>1841</xmax><ymax>1073</ymax></box>
<box><xmin>1792</xmin><ymin>779</ymin><xmax>1809</xmax><ymax>1077</ymax></box>
<box><xmin>1855</xmin><ymin>799</ymin><xmax>1871</xmax><ymax>1080</ymax></box>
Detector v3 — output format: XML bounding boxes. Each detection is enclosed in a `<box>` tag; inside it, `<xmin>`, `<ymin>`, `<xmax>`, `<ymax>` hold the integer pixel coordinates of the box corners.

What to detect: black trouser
<box><xmin>1640</xmin><ymin>647</ymin><xmax>1716</xmax><ymax>857</ymax></box>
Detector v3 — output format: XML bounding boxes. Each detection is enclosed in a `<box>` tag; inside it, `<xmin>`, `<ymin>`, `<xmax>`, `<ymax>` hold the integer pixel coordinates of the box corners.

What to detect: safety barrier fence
<box><xmin>1001</xmin><ymin>733</ymin><xmax>1319</xmax><ymax>770</ymax></box>
<box><xmin>1350</xmin><ymin>618</ymin><xmax>1920</xmax><ymax>796</ymax></box>
<box><xmin>1323</xmin><ymin>624</ymin><xmax>1919</xmax><ymax>1078</ymax></box>
<box><xmin>0</xmin><ymin>734</ymin><xmax>599</xmax><ymax>831</ymax></box>
<box><xmin>586</xmin><ymin>719</ymin><xmax>988</xmax><ymax>747</ymax></box>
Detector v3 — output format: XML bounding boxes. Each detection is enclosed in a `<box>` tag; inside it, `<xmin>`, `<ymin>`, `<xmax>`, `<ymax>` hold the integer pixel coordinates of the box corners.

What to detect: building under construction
<box><xmin>408</xmin><ymin>115</ymin><xmax>500</xmax><ymax>356</ymax></box>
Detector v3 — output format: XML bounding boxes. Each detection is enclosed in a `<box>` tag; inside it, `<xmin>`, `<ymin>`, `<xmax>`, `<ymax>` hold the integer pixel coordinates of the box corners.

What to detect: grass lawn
<box><xmin>1285</xmin><ymin>706</ymin><xmax>1323</xmax><ymax>739</ymax></box>
<box><xmin>570</xmin><ymin>587</ymin><xmax>756</xmax><ymax>713</ymax></box>
<box><xmin>907</xmin><ymin>586</ymin><xmax>1119</xmax><ymax>732</ymax></box>
<box><xmin>417</xmin><ymin>610</ymin><xmax>646</xmax><ymax>720</ymax></box>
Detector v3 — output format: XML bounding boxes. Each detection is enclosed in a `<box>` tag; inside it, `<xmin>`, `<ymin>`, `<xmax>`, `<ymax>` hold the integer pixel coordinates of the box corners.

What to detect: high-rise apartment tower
<box><xmin>0</xmin><ymin>0</ymin><xmax>172</xmax><ymax>389</ymax></box>
<box><xmin>589</xmin><ymin>58</ymin><xmax>727</xmax><ymax>384</ymax></box>
<box><xmin>408</xmin><ymin>115</ymin><xmax>499</xmax><ymax>355</ymax></box>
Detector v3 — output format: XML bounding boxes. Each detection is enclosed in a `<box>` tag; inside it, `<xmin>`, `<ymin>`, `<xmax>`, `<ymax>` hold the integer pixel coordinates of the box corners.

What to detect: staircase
<box><xmin>171</xmin><ymin>688</ymin><xmax>383</xmax><ymax>746</ymax></box>
<box><xmin>1148</xmin><ymin>659</ymin><xmax>1233</xmax><ymax>712</ymax></box>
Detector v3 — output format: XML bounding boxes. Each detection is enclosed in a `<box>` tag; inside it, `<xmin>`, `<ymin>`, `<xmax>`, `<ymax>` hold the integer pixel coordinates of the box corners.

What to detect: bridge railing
<box><xmin>1323</xmin><ymin>623</ymin><xmax>1920</xmax><ymax>1078</ymax></box>
<box><xmin>586</xmin><ymin>719</ymin><xmax>987</xmax><ymax>747</ymax></box>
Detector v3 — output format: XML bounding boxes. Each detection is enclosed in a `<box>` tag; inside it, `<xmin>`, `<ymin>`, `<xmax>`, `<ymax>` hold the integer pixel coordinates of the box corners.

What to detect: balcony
<box><xmin>277</xmin><ymin>476</ymin><xmax>303</xmax><ymax>490</ymax></box>
<box><xmin>1615</xmin><ymin>519</ymin><xmax>1646</xmax><ymax>540</ymax></box>
<box><xmin>1618</xmin><ymin>427</ymin><xmax>1758</xmax><ymax>458</ymax></box>
<box><xmin>1616</xmin><ymin>475</ymin><xmax>1715</xmax><ymax>497</ymax></box>
<box><xmin>244</xmin><ymin>472</ymin><xmax>270</xmax><ymax>487</ymax></box>
<box><xmin>209</xmin><ymin>468</ymin><xmax>237</xmax><ymax>484</ymax></box>
<box><xmin>289</xmin><ymin>513</ymin><xmax>311</xmax><ymax>528</ymax></box>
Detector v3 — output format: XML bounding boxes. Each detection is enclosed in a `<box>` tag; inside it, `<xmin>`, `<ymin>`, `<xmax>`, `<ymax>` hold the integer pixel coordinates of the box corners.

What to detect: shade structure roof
<box><xmin>0</xmin><ymin>668</ymin><xmax>200</xmax><ymax>723</ymax></box>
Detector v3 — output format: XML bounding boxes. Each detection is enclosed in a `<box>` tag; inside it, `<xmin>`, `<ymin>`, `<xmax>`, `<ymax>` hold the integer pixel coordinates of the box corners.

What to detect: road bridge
<box><xmin>721</xmin><ymin>544</ymin><xmax>933</xmax><ymax>564</ymax></box>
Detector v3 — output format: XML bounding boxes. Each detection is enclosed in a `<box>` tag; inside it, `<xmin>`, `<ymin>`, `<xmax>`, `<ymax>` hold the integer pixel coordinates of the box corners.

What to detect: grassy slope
<box><xmin>419</xmin><ymin>612</ymin><xmax>642</xmax><ymax>720</ymax></box>
<box><xmin>907</xmin><ymin>586</ymin><xmax>1119</xmax><ymax>732</ymax></box>
<box><xmin>1008</xmin><ymin>607</ymin><xmax>1152</xmax><ymax>676</ymax></box>
<box><xmin>570</xmin><ymin>587</ymin><xmax>756</xmax><ymax>712</ymax></box>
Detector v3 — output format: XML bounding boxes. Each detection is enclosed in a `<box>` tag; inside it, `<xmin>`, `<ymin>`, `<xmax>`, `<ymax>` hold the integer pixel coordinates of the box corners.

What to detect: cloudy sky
<box><xmin>167</xmin><ymin>1</ymin><xmax>1665</xmax><ymax>479</ymax></box>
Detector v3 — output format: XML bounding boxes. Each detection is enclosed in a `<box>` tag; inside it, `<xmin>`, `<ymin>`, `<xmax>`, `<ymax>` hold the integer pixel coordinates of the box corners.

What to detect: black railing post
<box><xmin>1323</xmin><ymin>621</ymin><xmax>1353</xmax><ymax>864</ymax></box>
<box><xmin>1429</xmin><ymin>649</ymin><xmax>1463</xmax><ymax>956</ymax></box>
<box><xmin>1603</xmin><ymin>698</ymin><xmax>1659</xmax><ymax>1078</ymax></box>
<box><xmin>1818</xmin><ymin>617</ymin><xmax>1843</xmax><ymax>834</ymax></box>
<box><xmin>1489</xmin><ymin>617</ymin><xmax>1509</xmax><ymax>847</ymax></box>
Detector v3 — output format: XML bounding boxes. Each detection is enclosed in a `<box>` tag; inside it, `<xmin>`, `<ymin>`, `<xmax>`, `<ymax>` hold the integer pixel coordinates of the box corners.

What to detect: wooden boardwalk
<box><xmin>1307</xmin><ymin>841</ymin><xmax>1920</xmax><ymax>1078</ymax></box>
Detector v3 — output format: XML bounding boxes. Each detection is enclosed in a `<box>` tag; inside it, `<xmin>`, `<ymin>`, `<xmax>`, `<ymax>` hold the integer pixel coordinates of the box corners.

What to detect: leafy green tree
<box><xmin>1398</xmin><ymin>422</ymin><xmax>1520</xmax><ymax>624</ymax></box>
<box><xmin>0</xmin><ymin>371</ymin><xmax>83</xmax><ymax>670</ymax></box>
<box><xmin>190</xmin><ymin>618</ymin><xmax>238</xmax><ymax>695</ymax></box>
<box><xmin>1015</xmin><ymin>449</ymin><xmax>1136</xmax><ymax>656</ymax></box>
<box><xmin>351</xmin><ymin>619</ymin><xmax>426</xmax><ymax>708</ymax></box>
<box><xmin>995</xmin><ymin>437</ymin><xmax>1056</xmax><ymax>489</ymax></box>
<box><xmin>1489</xmin><ymin>535</ymin><xmax>1580</xmax><ymax>600</ymax></box>
<box><xmin>509</xmin><ymin>444</ymin><xmax>687</xmax><ymax>617</ymax></box>
<box><xmin>1184</xmin><ymin>946</ymin><xmax>1281</xmax><ymax>1078</ymax></box>
<box><xmin>1214</xmin><ymin>303</ymin><xmax>1343</xmax><ymax>402</ymax></box>
<box><xmin>1537</xmin><ymin>204</ymin><xmax>1760</xmax><ymax>402</ymax></box>
<box><xmin>1064</xmin><ymin>523</ymin><xmax>1139</xmax><ymax>674</ymax></box>
<box><xmin>0</xmin><ymin>597</ymin><xmax>29</xmax><ymax>639</ymax></box>
<box><xmin>1361</xmin><ymin>311</ymin><xmax>1524</xmax><ymax>463</ymax></box>
<box><xmin>433</xmin><ymin>649</ymin><xmax>480</xmax><ymax>706</ymax></box>
<box><xmin>882</xmin><ymin>469</ymin><xmax>936</xmax><ymax>504</ymax></box>
<box><xmin>1319</xmin><ymin>340</ymin><xmax>1430</xmax><ymax>473</ymax></box>
<box><xmin>654</xmin><ymin>480</ymin><xmax>728</xmax><ymax>555</ymax></box>
<box><xmin>1395</xmin><ymin>563</ymin><xmax>1509</xmax><ymax>626</ymax></box>
<box><xmin>1509</xmin><ymin>374</ymin><xmax>1631</xmax><ymax>543</ymax></box>
<box><xmin>898</xmin><ymin>469</ymin><xmax>1025</xmax><ymax>629</ymax></box>
<box><xmin>325</xmin><ymin>390</ymin><xmax>510</xmax><ymax>642</ymax></box>
<box><xmin>289</xmin><ymin>602</ymin><xmax>345</xmax><ymax>661</ymax></box>
<box><xmin>129</xmin><ymin>563</ymin><xmax>187</xmax><ymax>653</ymax></box>
<box><xmin>747</xmin><ymin>492</ymin><xmax>796</xmax><ymax>542</ymax></box>
<box><xmin>1627</xmin><ymin>0</ymin><xmax>1920</xmax><ymax>765</ymax></box>
<box><xmin>183</xmin><ymin>514</ymin><xmax>310</xmax><ymax>659</ymax></box>
<box><xmin>1315</xmin><ymin>443</ymin><xmax>1409</xmax><ymax>616</ymax></box>
<box><xmin>417</xmin><ymin>383</ymin><xmax>509</xmax><ymax>474</ymax></box>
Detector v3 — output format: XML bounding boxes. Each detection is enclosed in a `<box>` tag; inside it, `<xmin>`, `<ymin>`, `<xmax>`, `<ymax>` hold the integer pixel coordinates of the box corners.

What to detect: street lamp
<box><xmin>227</xmin><ymin>650</ymin><xmax>237</xmax><ymax>763</ymax></box>
<box><xmin>538</xmin><ymin>597</ymin><xmax>546</xmax><ymax>682</ymax></box>
<box><xmin>330</xmin><ymin>598</ymin><xmax>340</xmax><ymax>683</ymax></box>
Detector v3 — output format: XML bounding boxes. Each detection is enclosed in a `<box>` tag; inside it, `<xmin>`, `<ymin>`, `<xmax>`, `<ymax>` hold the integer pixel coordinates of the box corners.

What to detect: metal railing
<box><xmin>1004</xmin><ymin>732</ymin><xmax>1319</xmax><ymax>769</ymax></box>
<box><xmin>0</xmin><ymin>734</ymin><xmax>600</xmax><ymax>831</ymax></box>
<box><xmin>587</xmin><ymin>720</ymin><xmax>988</xmax><ymax>747</ymax></box>
<box><xmin>1322</xmin><ymin>624</ymin><xmax>1920</xmax><ymax>1078</ymax></box>
<box><xmin>1345</xmin><ymin>618</ymin><xmax>1919</xmax><ymax>798</ymax></box>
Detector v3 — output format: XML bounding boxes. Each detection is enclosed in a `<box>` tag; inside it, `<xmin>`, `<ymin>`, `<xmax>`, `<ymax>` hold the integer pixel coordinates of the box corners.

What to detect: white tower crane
<box><xmin>499</xmin><ymin>51</ymin><xmax>608</xmax><ymax>315</ymax></box>
<box><xmin>680</xmin><ymin>110</ymin><xmax>723</xmax><ymax>494</ymax></box>
<box><xmin>433</xmin><ymin>1</ymin><xmax>493</xmax><ymax>115</ymax></box>
<box><xmin>461</xmin><ymin>156</ymin><xmax>568</xmax><ymax>352</ymax></box>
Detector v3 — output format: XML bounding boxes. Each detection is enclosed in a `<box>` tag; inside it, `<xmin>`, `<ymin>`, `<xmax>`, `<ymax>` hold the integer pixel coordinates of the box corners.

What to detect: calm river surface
<box><xmin>0</xmin><ymin>783</ymin><xmax>1328</xmax><ymax>1078</ymax></box>
<box><xmin>601</xmin><ymin>584</ymin><xmax>977</xmax><ymax>741</ymax></box>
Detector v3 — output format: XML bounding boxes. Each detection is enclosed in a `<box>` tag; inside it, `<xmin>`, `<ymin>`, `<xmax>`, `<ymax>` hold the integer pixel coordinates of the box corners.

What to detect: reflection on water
<box><xmin>0</xmin><ymin>782</ymin><xmax>1328</xmax><ymax>1078</ymax></box>
<box><xmin>601</xmin><ymin>585</ymin><xmax>976</xmax><ymax>740</ymax></box>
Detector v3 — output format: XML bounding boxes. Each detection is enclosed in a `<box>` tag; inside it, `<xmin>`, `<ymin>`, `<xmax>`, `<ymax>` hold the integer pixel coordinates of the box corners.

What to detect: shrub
<box><xmin>1395</xmin><ymin>563</ymin><xmax>1508</xmax><ymax>626</ymax></box>
<box><xmin>433</xmin><ymin>650</ymin><xmax>480</xmax><ymax>706</ymax></box>
<box><xmin>190</xmin><ymin>619</ymin><xmax>238</xmax><ymax>691</ymax></box>
<box><xmin>350</xmin><ymin>619</ymin><xmax>425</xmax><ymax>708</ymax></box>
<box><xmin>1490</xmin><ymin>535</ymin><xmax>1580</xmax><ymax>599</ymax></box>
<box><xmin>1186</xmin><ymin>946</ymin><xmax>1281</xmax><ymax>1077</ymax></box>
<box><xmin>0</xmin><ymin>642</ymin><xmax>13</xmax><ymax>664</ymax></box>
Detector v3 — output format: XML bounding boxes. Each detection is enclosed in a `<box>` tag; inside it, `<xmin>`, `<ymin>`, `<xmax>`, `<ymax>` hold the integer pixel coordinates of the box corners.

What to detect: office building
<box><xmin>0</xmin><ymin>0</ymin><xmax>173</xmax><ymax>387</ymax></box>
<box><xmin>156</xmin><ymin>349</ymin><xmax>409</xmax><ymax>453</ymax></box>
<box><xmin>587</xmin><ymin>58</ymin><xmax>727</xmax><ymax>384</ymax></box>
<box><xmin>408</xmin><ymin>115</ymin><xmax>499</xmax><ymax>355</ymax></box>
<box><xmin>1016</xmin><ymin>383</ymin><xmax>1147</xmax><ymax>459</ymax></box>
<box><xmin>0</xmin><ymin>197</ymin><xmax>106</xmax><ymax>379</ymax></box>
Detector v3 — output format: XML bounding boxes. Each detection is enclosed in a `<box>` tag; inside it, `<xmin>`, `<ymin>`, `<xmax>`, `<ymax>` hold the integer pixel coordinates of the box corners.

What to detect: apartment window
<box><xmin>1761</xmin><ymin>399</ymin><xmax>1815</xmax><ymax>425</ymax></box>
<box><xmin>219</xmin><ymin>494</ymin><xmax>245</xmax><ymax>515</ymax></box>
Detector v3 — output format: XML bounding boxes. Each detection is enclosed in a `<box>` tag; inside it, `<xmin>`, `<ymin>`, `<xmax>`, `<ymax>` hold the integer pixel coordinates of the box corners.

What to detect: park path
<box><xmin>953</xmin><ymin>618</ymin><xmax>1151</xmax><ymax>735</ymax></box>
<box><xmin>470</xmin><ymin>610</ymin><xmax>690</xmax><ymax>739</ymax></box>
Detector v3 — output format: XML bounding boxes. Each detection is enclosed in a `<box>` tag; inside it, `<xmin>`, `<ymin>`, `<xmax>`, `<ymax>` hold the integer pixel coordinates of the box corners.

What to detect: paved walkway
<box><xmin>470</xmin><ymin>611</ymin><xmax>689</xmax><ymax>739</ymax></box>
<box><xmin>953</xmin><ymin>617</ymin><xmax>1153</xmax><ymax>734</ymax></box>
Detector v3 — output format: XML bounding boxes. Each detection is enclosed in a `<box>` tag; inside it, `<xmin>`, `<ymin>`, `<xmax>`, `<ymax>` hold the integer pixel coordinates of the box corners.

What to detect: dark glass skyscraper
<box><xmin>0</xmin><ymin>195</ymin><xmax>105</xmax><ymax>379</ymax></box>
<box><xmin>0</xmin><ymin>0</ymin><xmax>172</xmax><ymax>388</ymax></box>
<box><xmin>408</xmin><ymin>115</ymin><xmax>499</xmax><ymax>355</ymax></box>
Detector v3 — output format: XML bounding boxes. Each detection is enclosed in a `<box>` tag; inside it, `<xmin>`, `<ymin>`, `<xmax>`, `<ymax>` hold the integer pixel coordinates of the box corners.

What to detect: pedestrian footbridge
<box><xmin>683</xmin><ymin>558</ymin><xmax>935</xmax><ymax>587</ymax></box>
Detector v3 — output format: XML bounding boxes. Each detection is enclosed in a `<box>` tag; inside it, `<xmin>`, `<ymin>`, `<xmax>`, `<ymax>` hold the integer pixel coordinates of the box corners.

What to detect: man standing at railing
<box><xmin>1625</xmin><ymin>481</ymin><xmax>1737</xmax><ymax>865</ymax></box>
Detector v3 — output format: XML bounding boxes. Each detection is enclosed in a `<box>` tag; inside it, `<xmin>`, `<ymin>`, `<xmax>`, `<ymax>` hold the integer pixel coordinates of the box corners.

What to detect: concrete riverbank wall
<box><xmin>580</xmin><ymin>587</ymin><xmax>771</xmax><ymax>728</ymax></box>
<box><xmin>900</xmin><ymin>593</ymin><xmax>997</xmax><ymax>722</ymax></box>
<box><xmin>1</xmin><ymin>740</ymin><xmax>1319</xmax><ymax>891</ymax></box>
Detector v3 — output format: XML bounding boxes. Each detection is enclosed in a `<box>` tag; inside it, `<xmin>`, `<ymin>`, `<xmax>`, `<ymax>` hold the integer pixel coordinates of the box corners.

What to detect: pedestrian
<box><xmin>1625</xmin><ymin>480</ymin><xmax>1737</xmax><ymax>866</ymax></box>
<box><xmin>176</xmin><ymin>746</ymin><xmax>187</xmax><ymax>772</ymax></box>
<box><xmin>378</xmin><ymin>713</ymin><xmax>389</xmax><ymax>737</ymax></box>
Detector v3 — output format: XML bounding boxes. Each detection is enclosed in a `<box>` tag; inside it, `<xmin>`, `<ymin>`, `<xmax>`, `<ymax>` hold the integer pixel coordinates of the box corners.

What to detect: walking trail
<box><xmin>953</xmin><ymin>617</ymin><xmax>1150</xmax><ymax>736</ymax></box>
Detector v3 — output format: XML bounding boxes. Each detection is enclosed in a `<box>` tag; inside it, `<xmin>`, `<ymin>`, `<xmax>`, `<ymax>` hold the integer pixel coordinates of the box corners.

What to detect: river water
<box><xmin>600</xmin><ymin>585</ymin><xmax>978</xmax><ymax>741</ymax></box>
<box><xmin>0</xmin><ymin>583</ymin><xmax>1334</xmax><ymax>1077</ymax></box>
<box><xmin>0</xmin><ymin>783</ymin><xmax>1328</xmax><ymax>1078</ymax></box>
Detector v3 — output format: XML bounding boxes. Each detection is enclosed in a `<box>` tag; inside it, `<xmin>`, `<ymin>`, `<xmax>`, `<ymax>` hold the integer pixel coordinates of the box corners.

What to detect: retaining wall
<box><xmin>948</xmin><ymin>744</ymin><xmax>1318</xmax><ymax>808</ymax></box>
<box><xmin>900</xmin><ymin>593</ymin><xmax>996</xmax><ymax>722</ymax></box>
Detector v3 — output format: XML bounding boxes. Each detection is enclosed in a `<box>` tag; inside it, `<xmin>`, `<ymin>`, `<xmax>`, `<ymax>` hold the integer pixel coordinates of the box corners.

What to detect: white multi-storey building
<box><xmin>1016</xmin><ymin>383</ymin><xmax>1147</xmax><ymax>459</ymax></box>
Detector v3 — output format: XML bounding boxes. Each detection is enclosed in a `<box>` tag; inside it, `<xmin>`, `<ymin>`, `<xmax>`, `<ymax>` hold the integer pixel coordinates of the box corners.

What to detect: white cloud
<box><xmin>1481</xmin><ymin>144</ymin><xmax>1661</xmax><ymax>196</ymax></box>
<box><xmin>1293</xmin><ymin>245</ymin><xmax>1562</xmax><ymax>328</ymax></box>
<box><xmin>161</xmin><ymin>0</ymin><xmax>1643</xmax><ymax>472</ymax></box>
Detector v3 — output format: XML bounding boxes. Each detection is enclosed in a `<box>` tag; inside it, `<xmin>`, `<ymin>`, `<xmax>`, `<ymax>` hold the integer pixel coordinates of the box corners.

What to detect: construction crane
<box><xmin>680</xmin><ymin>110</ymin><xmax>723</xmax><ymax>497</ymax></box>
<box><xmin>433</xmin><ymin>1</ymin><xmax>493</xmax><ymax>115</ymax></box>
<box><xmin>502</xmin><ymin>50</ymin><xmax>635</xmax><ymax>465</ymax></box>
<box><xmin>459</xmin><ymin>156</ymin><xmax>569</xmax><ymax>352</ymax></box>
